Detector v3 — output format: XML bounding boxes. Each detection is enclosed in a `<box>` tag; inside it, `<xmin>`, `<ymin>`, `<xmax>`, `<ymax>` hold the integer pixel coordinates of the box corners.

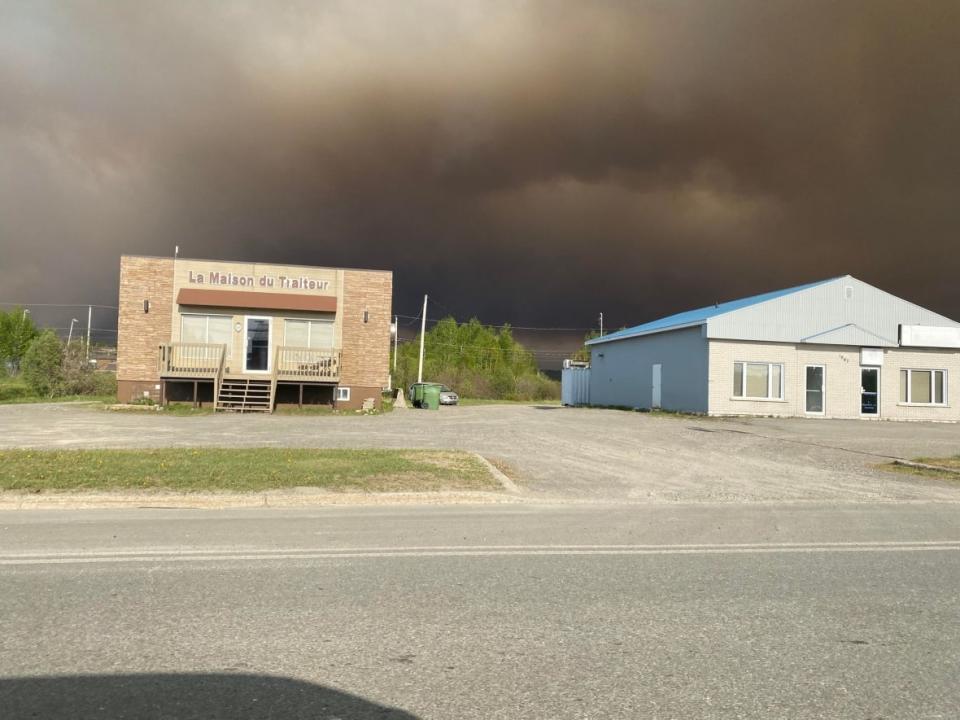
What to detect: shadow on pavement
<box><xmin>0</xmin><ymin>672</ymin><xmax>419</xmax><ymax>720</ymax></box>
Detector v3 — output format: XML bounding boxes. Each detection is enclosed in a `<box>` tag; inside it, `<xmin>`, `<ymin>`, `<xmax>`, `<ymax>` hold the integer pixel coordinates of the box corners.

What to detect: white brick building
<box><xmin>587</xmin><ymin>276</ymin><xmax>960</xmax><ymax>421</ymax></box>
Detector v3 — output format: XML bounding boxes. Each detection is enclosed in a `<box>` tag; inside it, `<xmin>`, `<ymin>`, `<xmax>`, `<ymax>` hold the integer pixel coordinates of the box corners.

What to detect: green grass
<box><xmin>160</xmin><ymin>403</ymin><xmax>215</xmax><ymax>416</ymax></box>
<box><xmin>273</xmin><ymin>405</ymin><xmax>338</xmax><ymax>416</ymax></box>
<box><xmin>914</xmin><ymin>455</ymin><xmax>960</xmax><ymax>470</ymax></box>
<box><xmin>0</xmin><ymin>374</ymin><xmax>113</xmax><ymax>405</ymax></box>
<box><xmin>883</xmin><ymin>456</ymin><xmax>960</xmax><ymax>481</ymax></box>
<box><xmin>0</xmin><ymin>448</ymin><xmax>499</xmax><ymax>493</ymax></box>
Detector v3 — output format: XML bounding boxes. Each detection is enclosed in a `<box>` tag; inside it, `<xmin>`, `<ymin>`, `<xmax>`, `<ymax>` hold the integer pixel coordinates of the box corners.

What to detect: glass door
<box><xmin>805</xmin><ymin>365</ymin><xmax>824</xmax><ymax>414</ymax></box>
<box><xmin>860</xmin><ymin>367</ymin><xmax>879</xmax><ymax>416</ymax></box>
<box><xmin>244</xmin><ymin>317</ymin><xmax>271</xmax><ymax>372</ymax></box>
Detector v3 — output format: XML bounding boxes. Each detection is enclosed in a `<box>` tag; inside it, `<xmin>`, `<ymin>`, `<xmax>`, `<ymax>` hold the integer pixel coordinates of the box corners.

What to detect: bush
<box><xmin>21</xmin><ymin>331</ymin><xmax>64</xmax><ymax>398</ymax></box>
<box><xmin>395</xmin><ymin>317</ymin><xmax>561</xmax><ymax>401</ymax></box>
<box><xmin>90</xmin><ymin>371</ymin><xmax>117</xmax><ymax>397</ymax></box>
<box><xmin>0</xmin><ymin>307</ymin><xmax>39</xmax><ymax>372</ymax></box>
<box><xmin>0</xmin><ymin>377</ymin><xmax>32</xmax><ymax>403</ymax></box>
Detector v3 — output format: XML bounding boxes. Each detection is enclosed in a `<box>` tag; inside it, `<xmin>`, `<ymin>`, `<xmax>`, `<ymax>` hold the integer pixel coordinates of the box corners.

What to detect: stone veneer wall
<box><xmin>116</xmin><ymin>256</ymin><xmax>175</xmax><ymax>402</ymax></box>
<box><xmin>338</xmin><ymin>269</ymin><xmax>393</xmax><ymax>408</ymax></box>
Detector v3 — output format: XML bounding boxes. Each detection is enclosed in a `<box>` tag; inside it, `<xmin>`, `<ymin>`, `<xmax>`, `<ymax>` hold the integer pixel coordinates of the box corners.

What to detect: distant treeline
<box><xmin>394</xmin><ymin>317</ymin><xmax>559</xmax><ymax>401</ymax></box>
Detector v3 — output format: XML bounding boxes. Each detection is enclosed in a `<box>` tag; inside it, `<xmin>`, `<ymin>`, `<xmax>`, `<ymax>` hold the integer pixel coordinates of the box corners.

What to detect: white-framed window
<box><xmin>284</xmin><ymin>319</ymin><xmax>334</xmax><ymax>349</ymax></box>
<box><xmin>181</xmin><ymin>314</ymin><xmax>232</xmax><ymax>357</ymax></box>
<box><xmin>733</xmin><ymin>362</ymin><xmax>784</xmax><ymax>400</ymax></box>
<box><xmin>899</xmin><ymin>369</ymin><xmax>947</xmax><ymax>405</ymax></box>
<box><xmin>336</xmin><ymin>387</ymin><xmax>351</xmax><ymax>402</ymax></box>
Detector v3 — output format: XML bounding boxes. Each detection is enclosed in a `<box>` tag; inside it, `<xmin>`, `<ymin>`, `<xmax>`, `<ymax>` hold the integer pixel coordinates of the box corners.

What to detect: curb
<box><xmin>891</xmin><ymin>459</ymin><xmax>960</xmax><ymax>476</ymax></box>
<box><xmin>473</xmin><ymin>453</ymin><xmax>522</xmax><ymax>494</ymax></box>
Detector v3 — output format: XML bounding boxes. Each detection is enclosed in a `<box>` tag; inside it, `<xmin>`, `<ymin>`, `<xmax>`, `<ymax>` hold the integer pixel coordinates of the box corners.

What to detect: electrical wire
<box><xmin>0</xmin><ymin>302</ymin><xmax>119</xmax><ymax>310</ymax></box>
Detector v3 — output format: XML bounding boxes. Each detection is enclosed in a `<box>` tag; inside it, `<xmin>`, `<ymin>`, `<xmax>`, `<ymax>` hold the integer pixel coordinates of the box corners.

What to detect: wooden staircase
<box><xmin>215</xmin><ymin>378</ymin><xmax>274</xmax><ymax>413</ymax></box>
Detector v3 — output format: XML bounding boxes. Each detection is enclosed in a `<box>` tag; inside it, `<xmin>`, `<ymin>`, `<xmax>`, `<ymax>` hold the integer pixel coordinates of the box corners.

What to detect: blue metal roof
<box><xmin>587</xmin><ymin>277</ymin><xmax>842</xmax><ymax>345</ymax></box>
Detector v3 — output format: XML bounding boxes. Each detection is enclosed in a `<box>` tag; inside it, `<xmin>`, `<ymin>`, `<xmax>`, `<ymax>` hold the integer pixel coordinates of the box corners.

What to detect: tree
<box><xmin>21</xmin><ymin>331</ymin><xmax>64</xmax><ymax>398</ymax></box>
<box><xmin>0</xmin><ymin>307</ymin><xmax>39</xmax><ymax>373</ymax></box>
<box><xmin>394</xmin><ymin>316</ymin><xmax>558</xmax><ymax>400</ymax></box>
<box><xmin>571</xmin><ymin>330</ymin><xmax>601</xmax><ymax>362</ymax></box>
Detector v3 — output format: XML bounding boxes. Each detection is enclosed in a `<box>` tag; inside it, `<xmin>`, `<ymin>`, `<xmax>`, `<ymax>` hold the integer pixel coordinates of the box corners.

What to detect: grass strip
<box><xmin>883</xmin><ymin>455</ymin><xmax>960</xmax><ymax>481</ymax></box>
<box><xmin>0</xmin><ymin>448</ymin><xmax>499</xmax><ymax>493</ymax></box>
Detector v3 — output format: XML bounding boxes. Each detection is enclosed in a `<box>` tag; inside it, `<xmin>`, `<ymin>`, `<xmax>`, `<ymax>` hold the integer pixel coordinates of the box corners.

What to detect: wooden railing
<box><xmin>158</xmin><ymin>343</ymin><xmax>227</xmax><ymax>378</ymax></box>
<box><xmin>274</xmin><ymin>346</ymin><xmax>341</xmax><ymax>381</ymax></box>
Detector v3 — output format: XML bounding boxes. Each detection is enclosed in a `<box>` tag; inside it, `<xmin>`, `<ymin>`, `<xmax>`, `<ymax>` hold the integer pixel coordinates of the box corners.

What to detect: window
<box><xmin>733</xmin><ymin>362</ymin><xmax>784</xmax><ymax>400</ymax></box>
<box><xmin>284</xmin><ymin>319</ymin><xmax>334</xmax><ymax>349</ymax></box>
<box><xmin>899</xmin><ymin>369</ymin><xmax>947</xmax><ymax>405</ymax></box>
<box><xmin>181</xmin><ymin>314</ymin><xmax>232</xmax><ymax>356</ymax></box>
<box><xmin>336</xmin><ymin>387</ymin><xmax>350</xmax><ymax>402</ymax></box>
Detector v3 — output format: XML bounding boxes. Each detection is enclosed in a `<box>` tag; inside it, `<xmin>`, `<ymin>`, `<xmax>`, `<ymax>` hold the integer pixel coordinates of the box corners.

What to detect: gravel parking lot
<box><xmin>1</xmin><ymin>403</ymin><xmax>958</xmax><ymax>503</ymax></box>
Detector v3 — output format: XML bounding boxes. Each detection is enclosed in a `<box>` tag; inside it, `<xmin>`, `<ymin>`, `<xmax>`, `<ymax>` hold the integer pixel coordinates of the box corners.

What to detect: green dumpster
<box><xmin>422</xmin><ymin>383</ymin><xmax>441</xmax><ymax>410</ymax></box>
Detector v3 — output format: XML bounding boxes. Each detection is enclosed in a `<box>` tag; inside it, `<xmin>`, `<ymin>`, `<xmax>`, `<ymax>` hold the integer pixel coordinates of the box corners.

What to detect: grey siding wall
<box><xmin>589</xmin><ymin>326</ymin><xmax>709</xmax><ymax>411</ymax></box>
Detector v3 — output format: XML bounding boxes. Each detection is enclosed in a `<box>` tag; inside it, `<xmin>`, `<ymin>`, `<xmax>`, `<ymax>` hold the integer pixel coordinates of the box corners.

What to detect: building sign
<box><xmin>860</xmin><ymin>347</ymin><xmax>884</xmax><ymax>366</ymax></box>
<box><xmin>187</xmin><ymin>270</ymin><xmax>330</xmax><ymax>291</ymax></box>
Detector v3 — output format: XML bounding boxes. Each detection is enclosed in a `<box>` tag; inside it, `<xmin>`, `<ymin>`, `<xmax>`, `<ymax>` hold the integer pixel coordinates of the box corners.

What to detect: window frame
<box><xmin>899</xmin><ymin>368</ymin><xmax>948</xmax><ymax>406</ymax></box>
<box><xmin>180</xmin><ymin>312</ymin><xmax>233</xmax><ymax>358</ymax></box>
<box><xmin>732</xmin><ymin>361</ymin><xmax>785</xmax><ymax>401</ymax></box>
<box><xmin>804</xmin><ymin>364</ymin><xmax>826</xmax><ymax>415</ymax></box>
<box><xmin>283</xmin><ymin>318</ymin><xmax>335</xmax><ymax>349</ymax></box>
<box><xmin>336</xmin><ymin>387</ymin><xmax>351</xmax><ymax>402</ymax></box>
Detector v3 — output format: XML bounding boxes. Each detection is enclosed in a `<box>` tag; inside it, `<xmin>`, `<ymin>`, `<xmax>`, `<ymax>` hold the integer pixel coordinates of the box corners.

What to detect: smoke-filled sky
<box><xmin>2</xmin><ymin>0</ymin><xmax>960</xmax><ymax>338</ymax></box>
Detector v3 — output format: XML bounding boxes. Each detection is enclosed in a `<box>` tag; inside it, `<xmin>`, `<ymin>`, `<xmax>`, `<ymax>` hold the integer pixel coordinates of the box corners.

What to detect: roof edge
<box><xmin>586</xmin><ymin>320</ymin><xmax>705</xmax><ymax>346</ymax></box>
<box><xmin>120</xmin><ymin>254</ymin><xmax>392</xmax><ymax>275</ymax></box>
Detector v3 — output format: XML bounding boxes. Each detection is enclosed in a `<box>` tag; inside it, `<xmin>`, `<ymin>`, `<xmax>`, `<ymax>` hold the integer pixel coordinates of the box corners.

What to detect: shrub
<box><xmin>0</xmin><ymin>308</ymin><xmax>39</xmax><ymax>372</ymax></box>
<box><xmin>21</xmin><ymin>331</ymin><xmax>64</xmax><ymax>398</ymax></box>
<box><xmin>0</xmin><ymin>378</ymin><xmax>32</xmax><ymax>403</ymax></box>
<box><xmin>90</xmin><ymin>371</ymin><xmax>118</xmax><ymax>397</ymax></box>
<box><xmin>395</xmin><ymin>316</ymin><xmax>561</xmax><ymax>401</ymax></box>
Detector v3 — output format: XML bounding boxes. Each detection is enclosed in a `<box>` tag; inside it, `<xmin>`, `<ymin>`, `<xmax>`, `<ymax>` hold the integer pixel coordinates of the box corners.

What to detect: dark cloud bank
<box><xmin>1</xmin><ymin>0</ymin><xmax>959</xmax><ymax>340</ymax></box>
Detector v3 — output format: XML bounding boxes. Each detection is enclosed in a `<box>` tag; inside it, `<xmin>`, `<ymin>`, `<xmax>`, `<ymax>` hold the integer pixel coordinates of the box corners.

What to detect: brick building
<box><xmin>585</xmin><ymin>276</ymin><xmax>960</xmax><ymax>421</ymax></box>
<box><xmin>117</xmin><ymin>255</ymin><xmax>392</xmax><ymax>411</ymax></box>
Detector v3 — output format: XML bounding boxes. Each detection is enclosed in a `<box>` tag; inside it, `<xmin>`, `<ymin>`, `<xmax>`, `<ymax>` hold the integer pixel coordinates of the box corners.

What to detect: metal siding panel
<box><xmin>706</xmin><ymin>276</ymin><xmax>960</xmax><ymax>346</ymax></box>
<box><xmin>588</xmin><ymin>326</ymin><xmax>709</xmax><ymax>411</ymax></box>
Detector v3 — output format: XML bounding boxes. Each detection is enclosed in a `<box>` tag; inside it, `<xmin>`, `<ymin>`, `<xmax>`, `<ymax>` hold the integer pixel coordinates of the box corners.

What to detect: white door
<box><xmin>652</xmin><ymin>364</ymin><xmax>662</xmax><ymax>409</ymax></box>
<box><xmin>805</xmin><ymin>365</ymin><xmax>825</xmax><ymax>414</ymax></box>
<box><xmin>244</xmin><ymin>316</ymin><xmax>271</xmax><ymax>373</ymax></box>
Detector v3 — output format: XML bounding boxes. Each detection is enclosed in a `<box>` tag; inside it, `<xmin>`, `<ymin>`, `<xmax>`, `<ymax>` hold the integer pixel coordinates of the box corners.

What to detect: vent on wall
<box><xmin>844</xmin><ymin>285</ymin><xmax>853</xmax><ymax>299</ymax></box>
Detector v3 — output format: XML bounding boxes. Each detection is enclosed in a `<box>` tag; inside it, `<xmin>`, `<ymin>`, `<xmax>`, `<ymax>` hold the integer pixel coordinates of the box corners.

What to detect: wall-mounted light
<box><xmin>143</xmin><ymin>300</ymin><xmax>150</xmax><ymax>313</ymax></box>
<box><xmin>363</xmin><ymin>310</ymin><xmax>369</xmax><ymax>324</ymax></box>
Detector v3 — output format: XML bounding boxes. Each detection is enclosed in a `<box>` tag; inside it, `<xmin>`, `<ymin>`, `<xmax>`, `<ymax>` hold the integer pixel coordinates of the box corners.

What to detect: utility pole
<box><xmin>599</xmin><ymin>312</ymin><xmax>604</xmax><ymax>337</ymax></box>
<box><xmin>85</xmin><ymin>305</ymin><xmax>92</xmax><ymax>360</ymax></box>
<box><xmin>417</xmin><ymin>295</ymin><xmax>427</xmax><ymax>383</ymax></box>
<box><xmin>393</xmin><ymin>315</ymin><xmax>398</xmax><ymax>372</ymax></box>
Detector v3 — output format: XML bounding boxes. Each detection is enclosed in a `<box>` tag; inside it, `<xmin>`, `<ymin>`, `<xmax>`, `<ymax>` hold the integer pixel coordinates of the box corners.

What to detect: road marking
<box><xmin>1</xmin><ymin>541</ymin><xmax>959</xmax><ymax>565</ymax></box>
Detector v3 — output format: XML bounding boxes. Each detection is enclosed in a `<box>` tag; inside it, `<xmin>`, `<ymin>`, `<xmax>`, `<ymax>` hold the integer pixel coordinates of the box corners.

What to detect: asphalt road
<box><xmin>2</xmin><ymin>502</ymin><xmax>959</xmax><ymax>719</ymax></box>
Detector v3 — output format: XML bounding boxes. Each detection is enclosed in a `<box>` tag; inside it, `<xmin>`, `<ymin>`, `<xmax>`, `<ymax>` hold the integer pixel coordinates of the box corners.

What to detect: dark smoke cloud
<box><xmin>2</xmin><ymin>0</ymin><xmax>959</xmax><ymax>339</ymax></box>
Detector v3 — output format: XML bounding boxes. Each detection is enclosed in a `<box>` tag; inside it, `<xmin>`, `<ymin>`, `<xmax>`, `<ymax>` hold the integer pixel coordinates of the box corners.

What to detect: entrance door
<box><xmin>652</xmin><ymin>364</ymin><xmax>662</xmax><ymax>409</ymax></box>
<box><xmin>244</xmin><ymin>317</ymin><xmax>271</xmax><ymax>372</ymax></box>
<box><xmin>860</xmin><ymin>367</ymin><xmax>879</xmax><ymax>416</ymax></box>
<box><xmin>805</xmin><ymin>365</ymin><xmax>825</xmax><ymax>414</ymax></box>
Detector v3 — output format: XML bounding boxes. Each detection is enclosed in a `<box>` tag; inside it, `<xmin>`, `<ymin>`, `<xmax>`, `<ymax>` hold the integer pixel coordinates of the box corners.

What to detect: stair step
<box><xmin>215</xmin><ymin>376</ymin><xmax>276</xmax><ymax>413</ymax></box>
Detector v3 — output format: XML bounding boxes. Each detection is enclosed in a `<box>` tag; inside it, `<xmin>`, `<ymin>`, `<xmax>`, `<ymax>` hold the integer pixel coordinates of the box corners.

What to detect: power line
<box><xmin>0</xmin><ymin>302</ymin><xmax>119</xmax><ymax>310</ymax></box>
<box><xmin>394</xmin><ymin>313</ymin><xmax>590</xmax><ymax>332</ymax></box>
